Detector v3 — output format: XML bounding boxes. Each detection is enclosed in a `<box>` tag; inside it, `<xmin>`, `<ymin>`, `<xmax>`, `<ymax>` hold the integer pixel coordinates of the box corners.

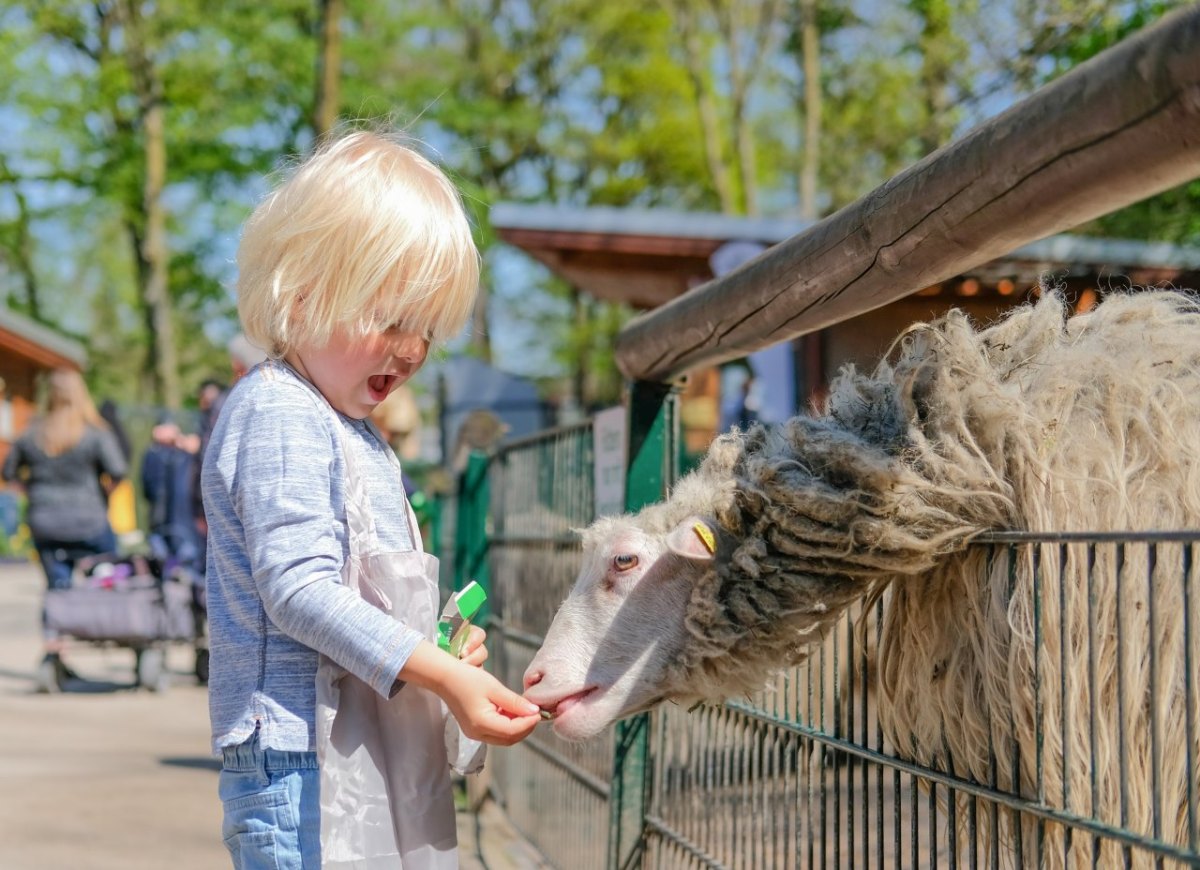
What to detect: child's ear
<box><xmin>666</xmin><ymin>516</ymin><xmax>720</xmax><ymax>562</ymax></box>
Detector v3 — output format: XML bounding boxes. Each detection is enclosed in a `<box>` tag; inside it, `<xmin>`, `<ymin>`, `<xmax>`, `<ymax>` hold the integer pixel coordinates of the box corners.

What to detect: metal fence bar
<box><xmin>1086</xmin><ymin>542</ymin><xmax>1102</xmax><ymax>864</ymax></box>
<box><xmin>1185</xmin><ymin>543</ymin><xmax>1199</xmax><ymax>854</ymax></box>
<box><xmin>644</xmin><ymin>815</ymin><xmax>727</xmax><ymax>869</ymax></box>
<box><xmin>1056</xmin><ymin>542</ymin><xmax>1069</xmax><ymax>868</ymax></box>
<box><xmin>1148</xmin><ymin>543</ymin><xmax>1163</xmax><ymax>851</ymax></box>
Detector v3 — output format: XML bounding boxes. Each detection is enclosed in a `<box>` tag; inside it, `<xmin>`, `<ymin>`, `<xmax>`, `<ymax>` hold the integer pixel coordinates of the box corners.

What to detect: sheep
<box><xmin>523</xmin><ymin>288</ymin><xmax>1200</xmax><ymax>867</ymax></box>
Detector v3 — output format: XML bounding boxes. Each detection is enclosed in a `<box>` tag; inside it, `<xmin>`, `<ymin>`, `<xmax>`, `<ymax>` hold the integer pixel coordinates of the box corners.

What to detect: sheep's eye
<box><xmin>613</xmin><ymin>554</ymin><xmax>639</xmax><ymax>572</ymax></box>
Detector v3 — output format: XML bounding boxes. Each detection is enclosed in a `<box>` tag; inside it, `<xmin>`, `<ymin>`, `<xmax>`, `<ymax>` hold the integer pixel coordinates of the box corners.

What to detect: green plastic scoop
<box><xmin>437</xmin><ymin>580</ymin><xmax>487</xmax><ymax>657</ymax></box>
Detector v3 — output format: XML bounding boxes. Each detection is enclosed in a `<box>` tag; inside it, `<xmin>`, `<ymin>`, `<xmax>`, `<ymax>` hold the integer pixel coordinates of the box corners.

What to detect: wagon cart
<box><xmin>38</xmin><ymin>552</ymin><xmax>201</xmax><ymax>693</ymax></box>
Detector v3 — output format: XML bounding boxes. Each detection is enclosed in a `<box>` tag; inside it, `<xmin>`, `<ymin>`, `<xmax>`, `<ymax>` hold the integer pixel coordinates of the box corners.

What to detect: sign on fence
<box><xmin>592</xmin><ymin>406</ymin><xmax>627</xmax><ymax>518</ymax></box>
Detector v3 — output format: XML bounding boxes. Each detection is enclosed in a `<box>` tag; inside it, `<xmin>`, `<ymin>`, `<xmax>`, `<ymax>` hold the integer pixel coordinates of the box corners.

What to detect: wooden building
<box><xmin>0</xmin><ymin>308</ymin><xmax>87</xmax><ymax>468</ymax></box>
<box><xmin>491</xmin><ymin>202</ymin><xmax>1200</xmax><ymax>452</ymax></box>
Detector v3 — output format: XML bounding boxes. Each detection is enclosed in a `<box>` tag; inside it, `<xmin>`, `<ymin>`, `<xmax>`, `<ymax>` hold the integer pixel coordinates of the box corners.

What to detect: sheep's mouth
<box><xmin>538</xmin><ymin>686</ymin><xmax>599</xmax><ymax>719</ymax></box>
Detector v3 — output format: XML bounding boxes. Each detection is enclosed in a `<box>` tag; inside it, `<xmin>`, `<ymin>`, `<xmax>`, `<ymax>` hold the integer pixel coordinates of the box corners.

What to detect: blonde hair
<box><xmin>34</xmin><ymin>368</ymin><xmax>107</xmax><ymax>457</ymax></box>
<box><xmin>236</xmin><ymin>128</ymin><xmax>480</xmax><ymax>357</ymax></box>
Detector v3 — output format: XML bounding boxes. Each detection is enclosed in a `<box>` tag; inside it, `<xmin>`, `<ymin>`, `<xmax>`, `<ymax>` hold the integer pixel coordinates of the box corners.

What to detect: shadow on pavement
<box><xmin>0</xmin><ymin>665</ymin><xmax>134</xmax><ymax>694</ymax></box>
<box><xmin>57</xmin><ymin>674</ymin><xmax>139</xmax><ymax>693</ymax></box>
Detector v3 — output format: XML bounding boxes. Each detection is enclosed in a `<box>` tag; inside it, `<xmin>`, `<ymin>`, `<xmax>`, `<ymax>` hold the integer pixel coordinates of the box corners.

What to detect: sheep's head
<box><xmin>525</xmin><ymin>386</ymin><xmax>1001</xmax><ymax>741</ymax></box>
<box><xmin>523</xmin><ymin>511</ymin><xmax>730</xmax><ymax>741</ymax></box>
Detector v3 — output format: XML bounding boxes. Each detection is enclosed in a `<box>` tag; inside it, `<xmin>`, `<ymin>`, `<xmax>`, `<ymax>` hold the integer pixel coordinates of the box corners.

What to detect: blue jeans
<box><xmin>219</xmin><ymin>733</ymin><xmax>321</xmax><ymax>869</ymax></box>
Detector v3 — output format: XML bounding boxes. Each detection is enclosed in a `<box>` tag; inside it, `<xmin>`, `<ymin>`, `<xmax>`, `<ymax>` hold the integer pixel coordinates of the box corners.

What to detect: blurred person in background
<box><xmin>201</xmin><ymin>334</ymin><xmax>268</xmax><ymax>458</ymax></box>
<box><xmin>193</xmin><ymin>334</ymin><xmax>267</xmax><ymax>558</ymax></box>
<box><xmin>1</xmin><ymin>368</ymin><xmax>128</xmax><ymax>672</ymax></box>
<box><xmin>196</xmin><ymin>379</ymin><xmax>225</xmax><ymax>454</ymax></box>
<box><xmin>141</xmin><ymin>415</ymin><xmax>201</xmax><ymax>573</ymax></box>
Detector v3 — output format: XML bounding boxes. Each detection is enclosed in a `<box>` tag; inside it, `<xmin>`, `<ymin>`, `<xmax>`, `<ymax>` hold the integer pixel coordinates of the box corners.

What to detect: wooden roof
<box><xmin>491</xmin><ymin>202</ymin><xmax>1200</xmax><ymax>310</ymax></box>
<box><xmin>0</xmin><ymin>309</ymin><xmax>86</xmax><ymax>369</ymax></box>
<box><xmin>491</xmin><ymin>204</ymin><xmax>808</xmax><ymax>308</ymax></box>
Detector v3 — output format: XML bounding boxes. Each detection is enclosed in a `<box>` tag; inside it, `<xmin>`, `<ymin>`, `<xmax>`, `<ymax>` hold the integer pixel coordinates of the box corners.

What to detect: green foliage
<box><xmin>821</xmin><ymin>49</ymin><xmax>928</xmax><ymax>210</ymax></box>
<box><xmin>0</xmin><ymin>0</ymin><xmax>1194</xmax><ymax>415</ymax></box>
<box><xmin>576</xmin><ymin>6</ymin><xmax>716</xmax><ymax>208</ymax></box>
<box><xmin>1085</xmin><ymin>179</ymin><xmax>1200</xmax><ymax>245</ymax></box>
<box><xmin>1029</xmin><ymin>0</ymin><xmax>1199</xmax><ymax>244</ymax></box>
<box><xmin>1</xmin><ymin>0</ymin><xmax>312</xmax><ymax>403</ymax></box>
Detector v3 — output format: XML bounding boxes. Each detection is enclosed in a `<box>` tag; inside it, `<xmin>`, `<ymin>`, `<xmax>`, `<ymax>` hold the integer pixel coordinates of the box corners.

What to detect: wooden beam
<box><xmin>615</xmin><ymin>6</ymin><xmax>1200</xmax><ymax>383</ymax></box>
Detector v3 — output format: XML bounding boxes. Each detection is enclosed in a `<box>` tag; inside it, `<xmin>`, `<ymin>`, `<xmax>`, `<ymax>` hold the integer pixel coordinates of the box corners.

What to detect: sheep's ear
<box><xmin>666</xmin><ymin>516</ymin><xmax>719</xmax><ymax>562</ymax></box>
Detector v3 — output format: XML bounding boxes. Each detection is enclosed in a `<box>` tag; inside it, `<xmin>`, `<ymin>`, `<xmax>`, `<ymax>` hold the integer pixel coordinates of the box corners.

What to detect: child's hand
<box><xmin>399</xmin><ymin>641</ymin><xmax>540</xmax><ymax>746</ymax></box>
<box><xmin>442</xmin><ymin>665</ymin><xmax>541</xmax><ymax>746</ymax></box>
<box><xmin>457</xmin><ymin>626</ymin><xmax>487</xmax><ymax>667</ymax></box>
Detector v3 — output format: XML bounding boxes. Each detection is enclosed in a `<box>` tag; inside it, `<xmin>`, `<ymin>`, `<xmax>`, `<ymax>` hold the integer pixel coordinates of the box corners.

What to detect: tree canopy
<box><xmin>0</xmin><ymin>0</ymin><xmax>1192</xmax><ymax>412</ymax></box>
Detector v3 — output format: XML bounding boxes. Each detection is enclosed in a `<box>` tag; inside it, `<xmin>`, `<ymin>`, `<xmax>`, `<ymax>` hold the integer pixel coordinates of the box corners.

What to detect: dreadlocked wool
<box><xmin>644</xmin><ymin>289</ymin><xmax>1200</xmax><ymax>867</ymax></box>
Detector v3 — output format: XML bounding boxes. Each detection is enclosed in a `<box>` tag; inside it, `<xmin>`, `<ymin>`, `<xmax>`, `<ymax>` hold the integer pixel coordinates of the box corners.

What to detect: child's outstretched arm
<box><xmin>400</xmin><ymin>640</ymin><xmax>540</xmax><ymax>746</ymax></box>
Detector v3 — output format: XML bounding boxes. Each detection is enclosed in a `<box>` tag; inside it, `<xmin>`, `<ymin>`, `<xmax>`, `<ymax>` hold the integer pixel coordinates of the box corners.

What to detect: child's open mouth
<box><xmin>368</xmin><ymin>374</ymin><xmax>395</xmax><ymax>401</ymax></box>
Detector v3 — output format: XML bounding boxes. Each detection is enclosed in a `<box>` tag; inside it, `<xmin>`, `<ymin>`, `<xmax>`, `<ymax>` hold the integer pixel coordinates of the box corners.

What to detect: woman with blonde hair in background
<box><xmin>2</xmin><ymin>367</ymin><xmax>128</xmax><ymax>680</ymax></box>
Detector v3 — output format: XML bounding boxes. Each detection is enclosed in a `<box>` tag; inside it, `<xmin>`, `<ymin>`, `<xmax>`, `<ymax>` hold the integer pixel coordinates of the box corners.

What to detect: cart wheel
<box><xmin>194</xmin><ymin>647</ymin><xmax>210</xmax><ymax>684</ymax></box>
<box><xmin>35</xmin><ymin>653</ymin><xmax>66</xmax><ymax>694</ymax></box>
<box><xmin>136</xmin><ymin>647</ymin><xmax>169</xmax><ymax>693</ymax></box>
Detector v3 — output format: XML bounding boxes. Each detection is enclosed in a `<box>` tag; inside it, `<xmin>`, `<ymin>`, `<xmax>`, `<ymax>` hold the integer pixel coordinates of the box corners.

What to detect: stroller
<box><xmin>38</xmin><ymin>550</ymin><xmax>203</xmax><ymax>693</ymax></box>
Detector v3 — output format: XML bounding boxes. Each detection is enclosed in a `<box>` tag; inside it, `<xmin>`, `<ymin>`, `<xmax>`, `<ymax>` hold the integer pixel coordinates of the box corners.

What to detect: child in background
<box><xmin>204</xmin><ymin>129</ymin><xmax>541</xmax><ymax>870</ymax></box>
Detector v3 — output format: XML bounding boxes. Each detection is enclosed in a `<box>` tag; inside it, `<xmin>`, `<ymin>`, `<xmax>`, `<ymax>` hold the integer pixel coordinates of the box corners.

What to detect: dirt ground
<box><xmin>0</xmin><ymin>558</ymin><xmax>551</xmax><ymax>869</ymax></box>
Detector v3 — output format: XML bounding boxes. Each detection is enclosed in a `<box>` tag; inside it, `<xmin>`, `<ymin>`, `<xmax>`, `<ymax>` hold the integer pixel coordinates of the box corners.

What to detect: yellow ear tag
<box><xmin>693</xmin><ymin>522</ymin><xmax>716</xmax><ymax>554</ymax></box>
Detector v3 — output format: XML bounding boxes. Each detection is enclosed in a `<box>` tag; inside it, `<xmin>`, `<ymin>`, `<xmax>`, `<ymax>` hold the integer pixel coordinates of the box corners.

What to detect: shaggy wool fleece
<box><xmin>645</xmin><ymin>289</ymin><xmax>1200</xmax><ymax>867</ymax></box>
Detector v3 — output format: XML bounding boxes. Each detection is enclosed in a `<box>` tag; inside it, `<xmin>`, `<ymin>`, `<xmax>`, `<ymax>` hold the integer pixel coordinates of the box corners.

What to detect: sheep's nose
<box><xmin>523</xmin><ymin>668</ymin><xmax>544</xmax><ymax>691</ymax></box>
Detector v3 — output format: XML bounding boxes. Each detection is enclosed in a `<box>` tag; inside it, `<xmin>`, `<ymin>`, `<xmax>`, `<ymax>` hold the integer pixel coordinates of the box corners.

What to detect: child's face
<box><xmin>289</xmin><ymin>324</ymin><xmax>429</xmax><ymax>420</ymax></box>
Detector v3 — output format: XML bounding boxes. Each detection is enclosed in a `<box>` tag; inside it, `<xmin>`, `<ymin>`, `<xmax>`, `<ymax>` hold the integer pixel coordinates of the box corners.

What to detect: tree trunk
<box><xmin>913</xmin><ymin>0</ymin><xmax>956</xmax><ymax>155</ymax></box>
<box><xmin>447</xmin><ymin>0</ymin><xmax>497</xmax><ymax>362</ymax></box>
<box><xmin>799</xmin><ymin>0</ymin><xmax>822</xmax><ymax>221</ymax></box>
<box><xmin>722</xmin><ymin>2</ymin><xmax>755</xmax><ymax>215</ymax></box>
<box><xmin>117</xmin><ymin>0</ymin><xmax>180</xmax><ymax>409</ymax></box>
<box><xmin>722</xmin><ymin>0</ymin><xmax>781</xmax><ymax>217</ymax></box>
<box><xmin>313</xmin><ymin>0</ymin><xmax>343</xmax><ymax>137</ymax></box>
<box><xmin>672</xmin><ymin>0</ymin><xmax>736</xmax><ymax>211</ymax></box>
<box><xmin>731</xmin><ymin>95</ymin><xmax>758</xmax><ymax>216</ymax></box>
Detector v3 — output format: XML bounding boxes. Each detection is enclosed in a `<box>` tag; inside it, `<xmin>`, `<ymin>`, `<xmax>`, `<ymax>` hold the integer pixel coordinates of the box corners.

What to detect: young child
<box><xmin>204</xmin><ymin>129</ymin><xmax>541</xmax><ymax>870</ymax></box>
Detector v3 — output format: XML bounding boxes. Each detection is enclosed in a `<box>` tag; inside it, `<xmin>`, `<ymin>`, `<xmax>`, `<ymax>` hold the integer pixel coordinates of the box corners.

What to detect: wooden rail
<box><xmin>614</xmin><ymin>4</ymin><xmax>1200</xmax><ymax>383</ymax></box>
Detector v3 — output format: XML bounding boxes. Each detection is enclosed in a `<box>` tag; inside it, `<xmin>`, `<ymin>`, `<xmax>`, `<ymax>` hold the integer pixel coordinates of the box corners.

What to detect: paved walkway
<box><xmin>0</xmin><ymin>559</ymin><xmax>551</xmax><ymax>869</ymax></box>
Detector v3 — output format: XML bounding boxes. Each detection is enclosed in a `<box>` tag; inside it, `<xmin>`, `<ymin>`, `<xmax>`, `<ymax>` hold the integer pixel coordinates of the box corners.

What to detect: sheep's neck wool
<box><xmin>658</xmin><ymin>291</ymin><xmax>1200</xmax><ymax>726</ymax></box>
